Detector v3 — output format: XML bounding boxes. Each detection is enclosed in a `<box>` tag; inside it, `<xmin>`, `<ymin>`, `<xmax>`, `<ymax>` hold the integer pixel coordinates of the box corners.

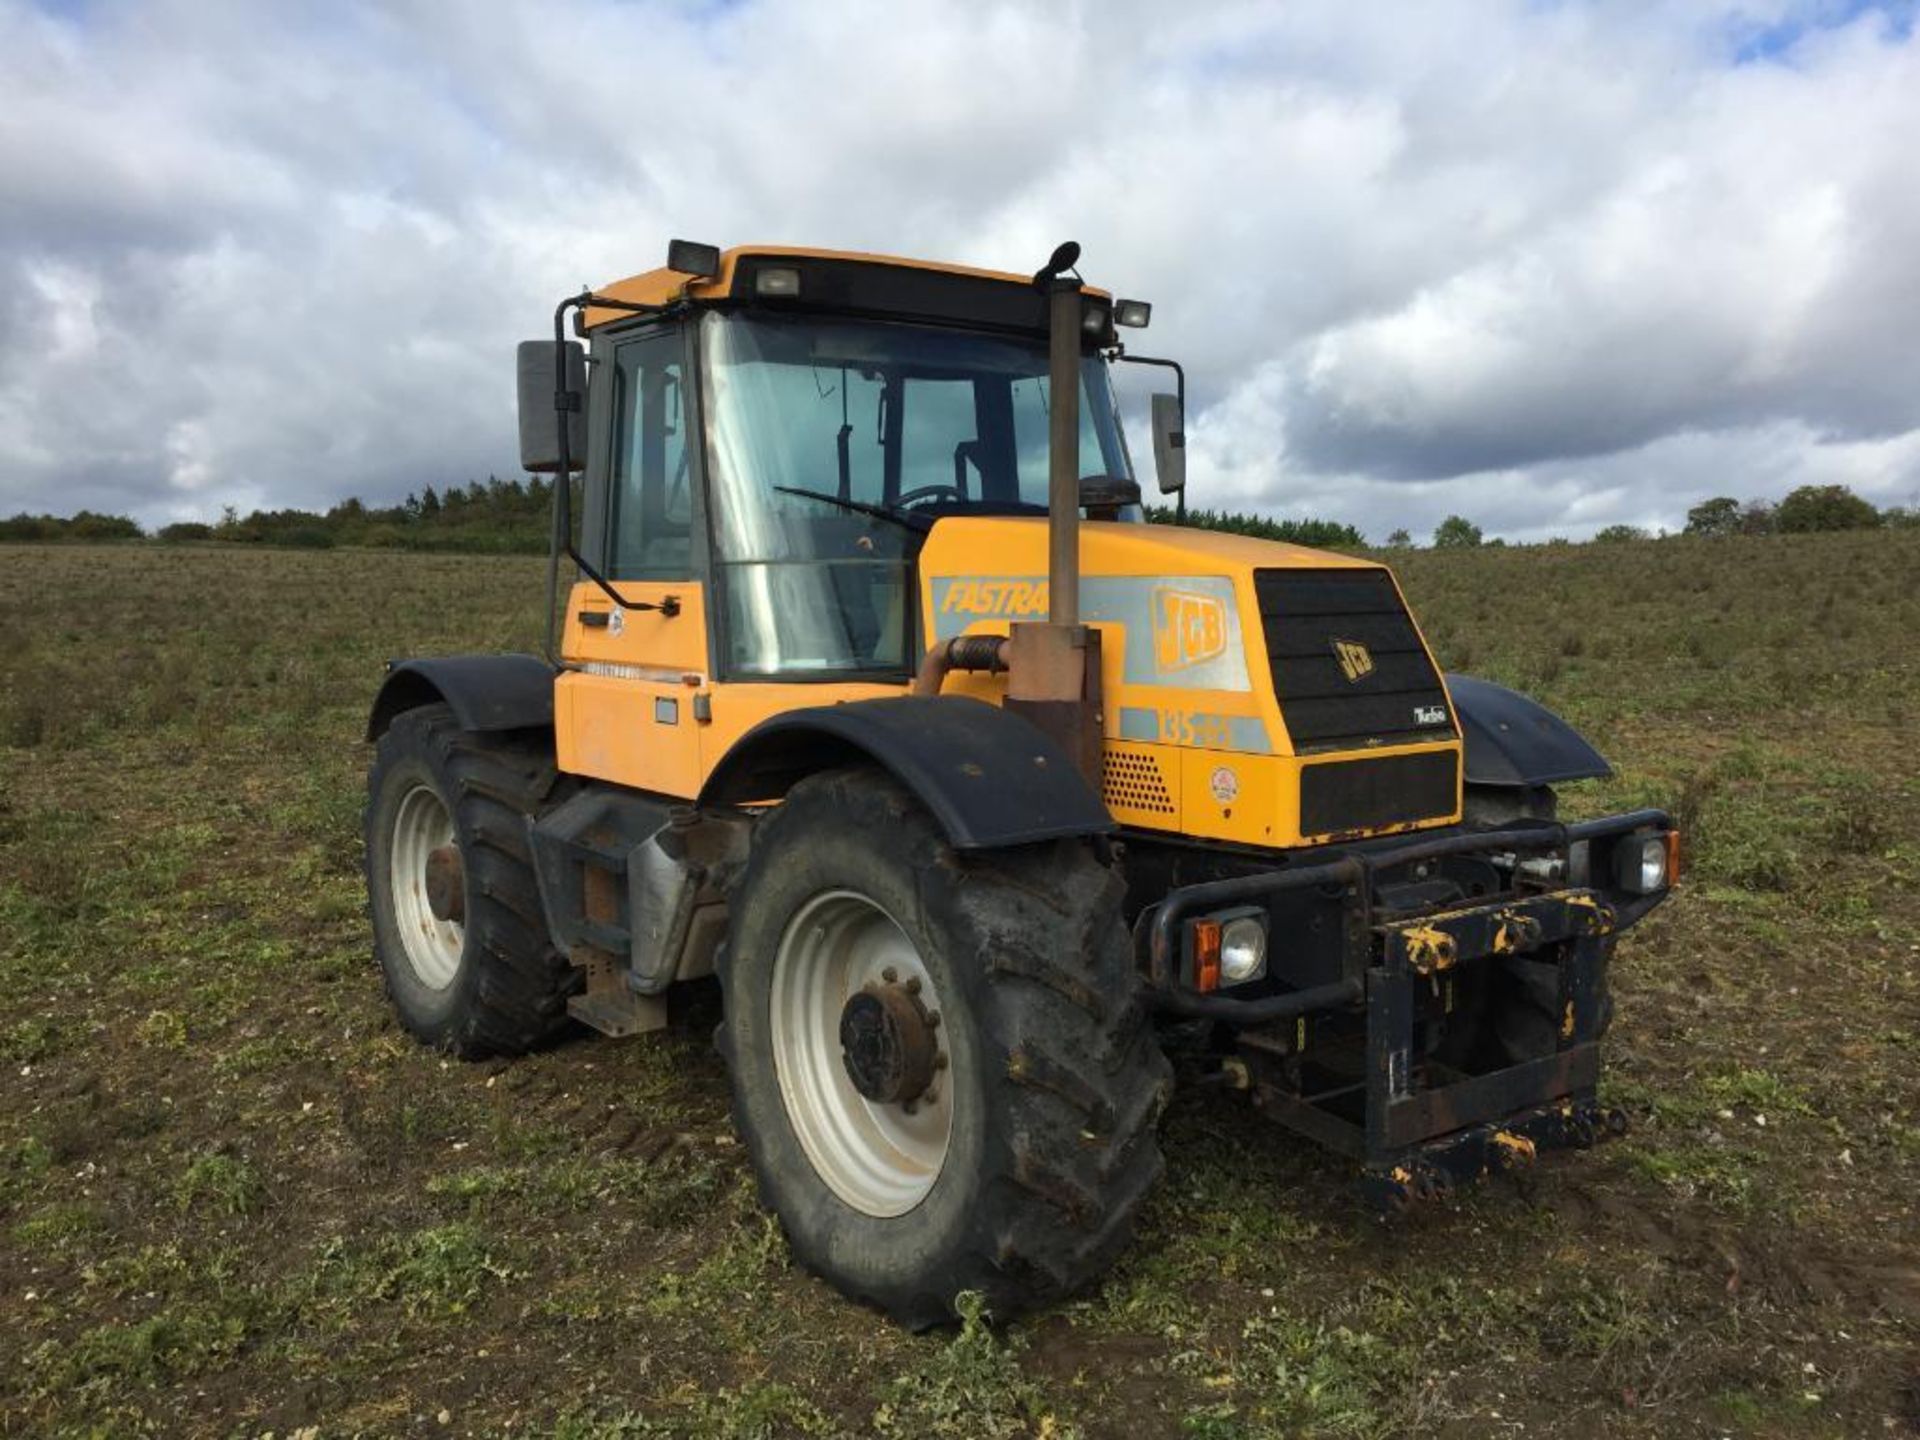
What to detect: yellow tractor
<box><xmin>364</xmin><ymin>240</ymin><xmax>1677</xmax><ymax>1325</ymax></box>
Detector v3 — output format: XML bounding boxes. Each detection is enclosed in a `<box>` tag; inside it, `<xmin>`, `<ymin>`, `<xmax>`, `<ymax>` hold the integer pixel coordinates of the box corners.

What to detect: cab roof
<box><xmin>583</xmin><ymin>245</ymin><xmax>1111</xmax><ymax>332</ymax></box>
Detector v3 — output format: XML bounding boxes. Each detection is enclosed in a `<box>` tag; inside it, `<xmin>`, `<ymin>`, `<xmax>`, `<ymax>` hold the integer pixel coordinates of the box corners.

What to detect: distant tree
<box><xmin>1384</xmin><ymin>528</ymin><xmax>1411</xmax><ymax>547</ymax></box>
<box><xmin>1431</xmin><ymin>515</ymin><xmax>1483</xmax><ymax>549</ymax></box>
<box><xmin>0</xmin><ymin>513</ymin><xmax>55</xmax><ymax>541</ymax></box>
<box><xmin>1774</xmin><ymin>484</ymin><xmax>1880</xmax><ymax>533</ymax></box>
<box><xmin>1884</xmin><ymin>504</ymin><xmax>1920</xmax><ymax>529</ymax></box>
<box><xmin>159</xmin><ymin>521</ymin><xmax>215</xmax><ymax>542</ymax></box>
<box><xmin>1736</xmin><ymin>499</ymin><xmax>1776</xmax><ymax>535</ymax></box>
<box><xmin>1685</xmin><ymin>497</ymin><xmax>1742</xmax><ymax>537</ymax></box>
<box><xmin>64</xmin><ymin>511</ymin><xmax>143</xmax><ymax>540</ymax></box>
<box><xmin>1592</xmin><ymin>523</ymin><xmax>1649</xmax><ymax>543</ymax></box>
<box><xmin>419</xmin><ymin>485</ymin><xmax>442</xmax><ymax>519</ymax></box>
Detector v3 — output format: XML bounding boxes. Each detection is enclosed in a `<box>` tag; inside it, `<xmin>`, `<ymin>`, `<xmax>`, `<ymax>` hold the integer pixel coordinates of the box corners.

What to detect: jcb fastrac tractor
<box><xmin>364</xmin><ymin>240</ymin><xmax>1677</xmax><ymax>1326</ymax></box>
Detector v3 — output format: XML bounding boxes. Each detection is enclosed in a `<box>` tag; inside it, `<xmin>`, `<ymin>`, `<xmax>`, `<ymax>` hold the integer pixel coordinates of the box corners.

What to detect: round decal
<box><xmin>1209</xmin><ymin>765</ymin><xmax>1240</xmax><ymax>805</ymax></box>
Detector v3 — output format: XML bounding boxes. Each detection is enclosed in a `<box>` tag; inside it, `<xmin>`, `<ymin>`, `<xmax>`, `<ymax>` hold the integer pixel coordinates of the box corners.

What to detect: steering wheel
<box><xmin>896</xmin><ymin>484</ymin><xmax>966</xmax><ymax>509</ymax></box>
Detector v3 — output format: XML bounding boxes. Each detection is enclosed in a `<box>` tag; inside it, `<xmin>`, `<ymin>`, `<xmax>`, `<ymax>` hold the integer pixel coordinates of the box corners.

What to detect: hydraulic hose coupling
<box><xmin>911</xmin><ymin>634</ymin><xmax>1010</xmax><ymax>697</ymax></box>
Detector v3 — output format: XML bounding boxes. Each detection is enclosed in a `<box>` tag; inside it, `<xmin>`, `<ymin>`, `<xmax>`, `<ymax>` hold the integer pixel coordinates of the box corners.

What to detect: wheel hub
<box><xmin>838</xmin><ymin>981</ymin><xmax>938</xmax><ymax>1106</ymax></box>
<box><xmin>424</xmin><ymin>844</ymin><xmax>465</xmax><ymax>924</ymax></box>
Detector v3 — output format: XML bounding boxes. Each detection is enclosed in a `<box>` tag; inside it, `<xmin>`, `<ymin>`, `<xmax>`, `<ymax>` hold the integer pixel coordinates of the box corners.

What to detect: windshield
<box><xmin>701</xmin><ymin>311</ymin><xmax>1134</xmax><ymax>676</ymax></box>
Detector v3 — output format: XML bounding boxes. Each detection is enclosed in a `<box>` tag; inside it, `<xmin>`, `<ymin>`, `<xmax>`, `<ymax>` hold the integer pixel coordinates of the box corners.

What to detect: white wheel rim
<box><xmin>389</xmin><ymin>784</ymin><xmax>463</xmax><ymax>989</ymax></box>
<box><xmin>770</xmin><ymin>890</ymin><xmax>953</xmax><ymax>1218</ymax></box>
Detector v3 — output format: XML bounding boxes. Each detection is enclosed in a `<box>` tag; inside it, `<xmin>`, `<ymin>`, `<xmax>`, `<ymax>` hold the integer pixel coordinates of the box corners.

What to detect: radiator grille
<box><xmin>1300</xmin><ymin>750</ymin><xmax>1459</xmax><ymax>837</ymax></box>
<box><xmin>1254</xmin><ymin>568</ymin><xmax>1455</xmax><ymax>753</ymax></box>
<box><xmin>1102</xmin><ymin>747</ymin><xmax>1175</xmax><ymax>817</ymax></box>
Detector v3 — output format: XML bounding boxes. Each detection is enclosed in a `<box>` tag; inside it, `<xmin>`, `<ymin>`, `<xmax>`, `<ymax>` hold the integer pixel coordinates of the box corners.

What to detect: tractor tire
<box><xmin>718</xmin><ymin>767</ymin><xmax>1171</xmax><ymax>1328</ymax></box>
<box><xmin>364</xmin><ymin>703</ymin><xmax>578</xmax><ymax>1058</ymax></box>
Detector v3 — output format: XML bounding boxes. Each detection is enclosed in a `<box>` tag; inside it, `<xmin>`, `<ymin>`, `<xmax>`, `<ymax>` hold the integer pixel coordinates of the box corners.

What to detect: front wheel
<box><xmin>364</xmin><ymin>704</ymin><xmax>578</xmax><ymax>1057</ymax></box>
<box><xmin>719</xmin><ymin>768</ymin><xmax>1170</xmax><ymax>1327</ymax></box>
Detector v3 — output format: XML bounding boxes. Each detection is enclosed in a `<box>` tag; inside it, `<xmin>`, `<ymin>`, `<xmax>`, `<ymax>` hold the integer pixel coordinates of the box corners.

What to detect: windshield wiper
<box><xmin>773</xmin><ymin>485</ymin><xmax>931</xmax><ymax>531</ymax></box>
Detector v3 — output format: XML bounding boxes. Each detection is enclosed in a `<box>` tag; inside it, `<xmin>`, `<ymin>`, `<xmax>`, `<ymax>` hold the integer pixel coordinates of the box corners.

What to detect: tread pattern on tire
<box><xmin>367</xmin><ymin>705</ymin><xmax>579</xmax><ymax>1059</ymax></box>
<box><xmin>718</xmin><ymin>767</ymin><xmax>1171</xmax><ymax>1328</ymax></box>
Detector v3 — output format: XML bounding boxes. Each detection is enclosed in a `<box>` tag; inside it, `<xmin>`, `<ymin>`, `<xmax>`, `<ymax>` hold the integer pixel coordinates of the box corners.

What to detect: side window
<box><xmin>608</xmin><ymin>330</ymin><xmax>691</xmax><ymax>578</ymax></box>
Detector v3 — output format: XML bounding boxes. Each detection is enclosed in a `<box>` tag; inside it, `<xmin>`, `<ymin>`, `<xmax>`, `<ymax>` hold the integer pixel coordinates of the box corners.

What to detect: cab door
<box><xmin>557</xmin><ymin>324</ymin><xmax>708</xmax><ymax>798</ymax></box>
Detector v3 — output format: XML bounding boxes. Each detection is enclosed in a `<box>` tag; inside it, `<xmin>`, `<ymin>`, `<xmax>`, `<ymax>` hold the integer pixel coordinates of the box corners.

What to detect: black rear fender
<box><xmin>698</xmin><ymin>695</ymin><xmax>1113</xmax><ymax>851</ymax></box>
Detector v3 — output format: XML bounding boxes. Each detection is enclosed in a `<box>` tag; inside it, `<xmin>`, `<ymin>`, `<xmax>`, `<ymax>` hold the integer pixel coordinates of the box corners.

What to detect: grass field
<box><xmin>2</xmin><ymin>533</ymin><xmax>1917</xmax><ymax>1438</ymax></box>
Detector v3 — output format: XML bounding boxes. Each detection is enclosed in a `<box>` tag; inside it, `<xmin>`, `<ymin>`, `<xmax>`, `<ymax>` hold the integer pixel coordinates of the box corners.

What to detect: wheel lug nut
<box><xmin>926</xmin><ymin>1011</ymin><xmax>941</xmax><ymax>1028</ymax></box>
<box><xmin>881</xmin><ymin>967</ymin><xmax>898</xmax><ymax>983</ymax></box>
<box><xmin>904</xmin><ymin>976</ymin><xmax>922</xmax><ymax>995</ymax></box>
<box><xmin>933</xmin><ymin>1054</ymin><xmax>949</xmax><ymax>1071</ymax></box>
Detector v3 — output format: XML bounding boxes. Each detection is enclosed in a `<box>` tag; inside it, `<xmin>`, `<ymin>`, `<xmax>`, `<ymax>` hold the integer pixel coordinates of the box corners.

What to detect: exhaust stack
<box><xmin>1041</xmin><ymin>244</ymin><xmax>1082</xmax><ymax>628</ymax></box>
<box><xmin>1001</xmin><ymin>242</ymin><xmax>1104</xmax><ymax>785</ymax></box>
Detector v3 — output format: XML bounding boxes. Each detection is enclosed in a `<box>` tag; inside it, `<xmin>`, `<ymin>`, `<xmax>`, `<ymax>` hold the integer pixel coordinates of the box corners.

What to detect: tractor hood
<box><xmin>917</xmin><ymin>516</ymin><xmax>1463</xmax><ymax>847</ymax></box>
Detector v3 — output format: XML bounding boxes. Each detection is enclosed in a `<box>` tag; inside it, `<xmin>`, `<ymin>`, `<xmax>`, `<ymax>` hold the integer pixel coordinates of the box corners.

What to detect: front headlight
<box><xmin>1219</xmin><ymin>914</ymin><xmax>1269</xmax><ymax>985</ymax></box>
<box><xmin>1614</xmin><ymin>834</ymin><xmax>1669</xmax><ymax>895</ymax></box>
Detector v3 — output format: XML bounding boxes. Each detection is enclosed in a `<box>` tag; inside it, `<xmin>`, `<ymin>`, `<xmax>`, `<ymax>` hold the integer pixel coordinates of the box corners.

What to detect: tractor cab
<box><xmin>578</xmin><ymin>288</ymin><xmax>1142</xmax><ymax>682</ymax></box>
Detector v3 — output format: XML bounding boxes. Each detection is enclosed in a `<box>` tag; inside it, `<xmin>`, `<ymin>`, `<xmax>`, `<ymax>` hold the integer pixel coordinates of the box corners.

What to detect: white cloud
<box><xmin>1</xmin><ymin>0</ymin><xmax>1917</xmax><ymax>538</ymax></box>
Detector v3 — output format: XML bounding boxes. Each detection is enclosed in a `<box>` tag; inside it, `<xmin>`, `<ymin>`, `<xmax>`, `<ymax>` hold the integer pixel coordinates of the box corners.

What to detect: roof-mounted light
<box><xmin>666</xmin><ymin>239</ymin><xmax>722</xmax><ymax>278</ymax></box>
<box><xmin>754</xmin><ymin>266</ymin><xmax>802</xmax><ymax>298</ymax></box>
<box><xmin>1081</xmin><ymin>297</ymin><xmax>1112</xmax><ymax>334</ymax></box>
<box><xmin>1114</xmin><ymin>298</ymin><xmax>1152</xmax><ymax>329</ymax></box>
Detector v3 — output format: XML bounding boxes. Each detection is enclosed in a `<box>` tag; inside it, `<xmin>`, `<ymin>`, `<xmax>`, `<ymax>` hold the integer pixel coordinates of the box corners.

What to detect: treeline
<box><xmin>0</xmin><ymin>477</ymin><xmax>561</xmax><ymax>552</ymax></box>
<box><xmin>1380</xmin><ymin>483</ymin><xmax>1914</xmax><ymax>550</ymax></box>
<box><xmin>0</xmin><ymin>510</ymin><xmax>145</xmax><ymax>542</ymax></box>
<box><xmin>1144</xmin><ymin>505</ymin><xmax>1365</xmax><ymax>549</ymax></box>
<box><xmin>4</xmin><ymin>479</ymin><xmax>1911</xmax><ymax>552</ymax></box>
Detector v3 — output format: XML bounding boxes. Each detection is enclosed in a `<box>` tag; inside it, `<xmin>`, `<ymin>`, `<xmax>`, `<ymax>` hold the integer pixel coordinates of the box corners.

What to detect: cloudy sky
<box><xmin>3</xmin><ymin>0</ymin><xmax>1918</xmax><ymax>541</ymax></box>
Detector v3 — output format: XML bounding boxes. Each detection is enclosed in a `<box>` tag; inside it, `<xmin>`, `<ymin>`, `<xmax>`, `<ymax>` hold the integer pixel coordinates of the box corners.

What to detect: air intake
<box><xmin>1253</xmin><ymin>569</ymin><xmax>1455</xmax><ymax>753</ymax></box>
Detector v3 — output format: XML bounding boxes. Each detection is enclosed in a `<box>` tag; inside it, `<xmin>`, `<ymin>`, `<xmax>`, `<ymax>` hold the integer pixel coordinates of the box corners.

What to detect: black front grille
<box><xmin>1254</xmin><ymin>568</ymin><xmax>1455</xmax><ymax>752</ymax></box>
<box><xmin>1300</xmin><ymin>750</ymin><xmax>1459</xmax><ymax>837</ymax></box>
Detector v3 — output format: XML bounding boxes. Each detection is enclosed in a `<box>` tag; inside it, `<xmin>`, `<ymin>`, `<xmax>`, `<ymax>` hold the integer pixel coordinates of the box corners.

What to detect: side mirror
<box><xmin>1150</xmin><ymin>392</ymin><xmax>1186</xmax><ymax>494</ymax></box>
<box><xmin>516</xmin><ymin>340</ymin><xmax>587</xmax><ymax>473</ymax></box>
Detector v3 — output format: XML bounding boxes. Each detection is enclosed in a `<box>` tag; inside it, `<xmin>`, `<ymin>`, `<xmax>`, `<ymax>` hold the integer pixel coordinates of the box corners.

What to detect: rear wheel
<box><xmin>365</xmin><ymin>704</ymin><xmax>578</xmax><ymax>1057</ymax></box>
<box><xmin>719</xmin><ymin>767</ymin><xmax>1171</xmax><ymax>1327</ymax></box>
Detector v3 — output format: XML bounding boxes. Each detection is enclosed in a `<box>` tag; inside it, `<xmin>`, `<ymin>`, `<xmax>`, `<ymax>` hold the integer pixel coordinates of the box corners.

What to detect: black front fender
<box><xmin>366</xmin><ymin>654</ymin><xmax>555</xmax><ymax>740</ymax></box>
<box><xmin>1445</xmin><ymin>674</ymin><xmax>1610</xmax><ymax>788</ymax></box>
<box><xmin>698</xmin><ymin>695</ymin><xmax>1114</xmax><ymax>850</ymax></box>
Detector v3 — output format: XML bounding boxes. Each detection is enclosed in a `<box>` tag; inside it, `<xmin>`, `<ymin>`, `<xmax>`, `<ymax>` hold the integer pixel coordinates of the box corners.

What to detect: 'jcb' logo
<box><xmin>1152</xmin><ymin>587</ymin><xmax>1227</xmax><ymax>672</ymax></box>
<box><xmin>1332</xmin><ymin>638</ymin><xmax>1374</xmax><ymax>683</ymax></box>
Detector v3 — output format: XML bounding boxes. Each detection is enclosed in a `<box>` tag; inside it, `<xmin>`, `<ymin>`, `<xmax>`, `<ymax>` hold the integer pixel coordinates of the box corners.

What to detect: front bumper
<box><xmin>1137</xmin><ymin>808</ymin><xmax>1674</xmax><ymax>1201</ymax></box>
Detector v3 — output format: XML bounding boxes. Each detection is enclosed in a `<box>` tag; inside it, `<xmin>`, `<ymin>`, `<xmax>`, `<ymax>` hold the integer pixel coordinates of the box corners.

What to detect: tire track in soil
<box><xmin>1548</xmin><ymin>1178</ymin><xmax>1920</xmax><ymax>1320</ymax></box>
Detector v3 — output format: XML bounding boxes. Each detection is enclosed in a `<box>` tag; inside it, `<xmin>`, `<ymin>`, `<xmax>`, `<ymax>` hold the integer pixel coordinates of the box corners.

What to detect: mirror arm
<box><xmin>1113</xmin><ymin>350</ymin><xmax>1188</xmax><ymax>521</ymax></box>
<box><xmin>1113</xmin><ymin>350</ymin><xmax>1186</xmax><ymax>416</ymax></box>
<box><xmin>543</xmin><ymin>291</ymin><xmax>682</xmax><ymax>668</ymax></box>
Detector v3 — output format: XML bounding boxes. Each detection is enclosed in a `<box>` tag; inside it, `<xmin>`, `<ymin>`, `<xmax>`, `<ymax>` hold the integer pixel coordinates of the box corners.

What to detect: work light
<box><xmin>1613</xmin><ymin>833</ymin><xmax>1674</xmax><ymax>895</ymax></box>
<box><xmin>666</xmin><ymin>239</ymin><xmax>722</xmax><ymax>277</ymax></box>
<box><xmin>1219</xmin><ymin>914</ymin><xmax>1269</xmax><ymax>985</ymax></box>
<box><xmin>1114</xmin><ymin>298</ymin><xmax>1152</xmax><ymax>328</ymax></box>
<box><xmin>755</xmin><ymin>266</ymin><xmax>802</xmax><ymax>297</ymax></box>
